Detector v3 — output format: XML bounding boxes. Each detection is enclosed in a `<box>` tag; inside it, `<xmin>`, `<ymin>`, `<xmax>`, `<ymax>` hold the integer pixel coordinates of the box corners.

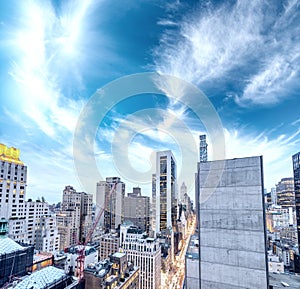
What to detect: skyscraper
<box><xmin>153</xmin><ymin>151</ymin><xmax>177</xmax><ymax>233</ymax></box>
<box><xmin>292</xmin><ymin>152</ymin><xmax>300</xmax><ymax>248</ymax></box>
<box><xmin>0</xmin><ymin>144</ymin><xmax>27</xmax><ymax>241</ymax></box>
<box><xmin>57</xmin><ymin>186</ymin><xmax>93</xmax><ymax>249</ymax></box>
<box><xmin>96</xmin><ymin>177</ymin><xmax>125</xmax><ymax>230</ymax></box>
<box><xmin>124</xmin><ymin>187</ymin><xmax>150</xmax><ymax>232</ymax></box>
<box><xmin>195</xmin><ymin>135</ymin><xmax>208</xmax><ymax>230</ymax></box>
<box><xmin>196</xmin><ymin>156</ymin><xmax>269</xmax><ymax>289</ymax></box>
<box><xmin>151</xmin><ymin>174</ymin><xmax>156</xmax><ymax>232</ymax></box>
<box><xmin>199</xmin><ymin>135</ymin><xmax>208</xmax><ymax>163</ymax></box>
<box><xmin>276</xmin><ymin>177</ymin><xmax>295</xmax><ymax>209</ymax></box>
<box><xmin>0</xmin><ymin>144</ymin><xmax>60</xmax><ymax>248</ymax></box>
<box><xmin>180</xmin><ymin>182</ymin><xmax>187</xmax><ymax>203</ymax></box>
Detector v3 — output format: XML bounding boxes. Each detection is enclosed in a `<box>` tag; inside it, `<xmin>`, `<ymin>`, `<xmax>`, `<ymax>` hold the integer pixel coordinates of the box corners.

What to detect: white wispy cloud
<box><xmin>1</xmin><ymin>0</ymin><xmax>103</xmax><ymax>201</ymax></box>
<box><xmin>155</xmin><ymin>0</ymin><xmax>264</xmax><ymax>83</ymax></box>
<box><xmin>94</xmin><ymin>107</ymin><xmax>300</xmax><ymax>197</ymax></box>
<box><xmin>223</xmin><ymin>128</ymin><xmax>300</xmax><ymax>189</ymax></box>
<box><xmin>6</xmin><ymin>0</ymin><xmax>94</xmax><ymax>138</ymax></box>
<box><xmin>155</xmin><ymin>0</ymin><xmax>300</xmax><ymax>106</ymax></box>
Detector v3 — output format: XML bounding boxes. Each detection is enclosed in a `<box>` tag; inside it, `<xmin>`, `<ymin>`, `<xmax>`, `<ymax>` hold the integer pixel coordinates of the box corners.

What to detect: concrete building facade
<box><xmin>196</xmin><ymin>156</ymin><xmax>269</xmax><ymax>289</ymax></box>
<box><xmin>185</xmin><ymin>234</ymin><xmax>199</xmax><ymax>289</ymax></box>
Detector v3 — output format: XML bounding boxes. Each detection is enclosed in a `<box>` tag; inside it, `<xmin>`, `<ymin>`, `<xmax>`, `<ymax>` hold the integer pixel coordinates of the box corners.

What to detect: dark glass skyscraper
<box><xmin>153</xmin><ymin>151</ymin><xmax>177</xmax><ymax>233</ymax></box>
<box><xmin>292</xmin><ymin>152</ymin><xmax>300</xmax><ymax>246</ymax></box>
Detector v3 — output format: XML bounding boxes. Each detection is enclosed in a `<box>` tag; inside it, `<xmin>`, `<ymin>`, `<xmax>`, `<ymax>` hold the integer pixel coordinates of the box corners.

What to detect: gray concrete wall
<box><xmin>198</xmin><ymin>156</ymin><xmax>268</xmax><ymax>289</ymax></box>
<box><xmin>186</xmin><ymin>257</ymin><xmax>200</xmax><ymax>289</ymax></box>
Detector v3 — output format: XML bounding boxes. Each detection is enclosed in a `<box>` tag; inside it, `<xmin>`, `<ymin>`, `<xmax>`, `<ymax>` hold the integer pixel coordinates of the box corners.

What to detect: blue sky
<box><xmin>1</xmin><ymin>0</ymin><xmax>300</xmax><ymax>203</ymax></box>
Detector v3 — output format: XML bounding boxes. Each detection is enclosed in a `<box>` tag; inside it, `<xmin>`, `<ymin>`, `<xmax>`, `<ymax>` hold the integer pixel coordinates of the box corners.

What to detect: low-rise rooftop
<box><xmin>0</xmin><ymin>236</ymin><xmax>25</xmax><ymax>255</ymax></box>
<box><xmin>269</xmin><ymin>272</ymin><xmax>300</xmax><ymax>288</ymax></box>
<box><xmin>14</xmin><ymin>266</ymin><xmax>76</xmax><ymax>289</ymax></box>
<box><xmin>112</xmin><ymin>252</ymin><xmax>126</xmax><ymax>259</ymax></box>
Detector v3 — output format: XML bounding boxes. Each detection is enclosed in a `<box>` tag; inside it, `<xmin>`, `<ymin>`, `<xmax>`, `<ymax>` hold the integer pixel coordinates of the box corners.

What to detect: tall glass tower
<box><xmin>292</xmin><ymin>152</ymin><xmax>300</xmax><ymax>248</ymax></box>
<box><xmin>154</xmin><ymin>150</ymin><xmax>177</xmax><ymax>233</ymax></box>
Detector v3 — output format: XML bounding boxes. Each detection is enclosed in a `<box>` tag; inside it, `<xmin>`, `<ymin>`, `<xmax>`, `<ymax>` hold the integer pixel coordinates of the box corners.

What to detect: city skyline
<box><xmin>1</xmin><ymin>0</ymin><xmax>300</xmax><ymax>203</ymax></box>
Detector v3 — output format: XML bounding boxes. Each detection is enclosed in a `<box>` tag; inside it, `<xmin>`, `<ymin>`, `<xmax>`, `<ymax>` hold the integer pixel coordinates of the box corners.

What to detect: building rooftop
<box><xmin>127</xmin><ymin>227</ymin><xmax>144</xmax><ymax>234</ymax></box>
<box><xmin>0</xmin><ymin>144</ymin><xmax>24</xmax><ymax>165</ymax></box>
<box><xmin>112</xmin><ymin>252</ymin><xmax>126</xmax><ymax>258</ymax></box>
<box><xmin>0</xmin><ymin>236</ymin><xmax>26</xmax><ymax>255</ymax></box>
<box><xmin>14</xmin><ymin>266</ymin><xmax>72</xmax><ymax>289</ymax></box>
<box><xmin>85</xmin><ymin>260</ymin><xmax>112</xmax><ymax>278</ymax></box>
<box><xmin>33</xmin><ymin>253</ymin><xmax>53</xmax><ymax>265</ymax></box>
<box><xmin>67</xmin><ymin>245</ymin><xmax>97</xmax><ymax>256</ymax></box>
<box><xmin>269</xmin><ymin>273</ymin><xmax>300</xmax><ymax>288</ymax></box>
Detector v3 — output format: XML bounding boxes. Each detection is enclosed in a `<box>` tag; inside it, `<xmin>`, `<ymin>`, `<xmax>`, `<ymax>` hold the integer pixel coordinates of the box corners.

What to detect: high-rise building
<box><xmin>199</xmin><ymin>135</ymin><xmax>208</xmax><ymax>163</ymax></box>
<box><xmin>195</xmin><ymin>135</ymin><xmax>208</xmax><ymax>231</ymax></box>
<box><xmin>180</xmin><ymin>182</ymin><xmax>187</xmax><ymax>203</ymax></box>
<box><xmin>276</xmin><ymin>177</ymin><xmax>295</xmax><ymax>209</ymax></box>
<box><xmin>196</xmin><ymin>156</ymin><xmax>269</xmax><ymax>289</ymax></box>
<box><xmin>0</xmin><ymin>144</ymin><xmax>61</xmax><ymax>250</ymax></box>
<box><xmin>153</xmin><ymin>151</ymin><xmax>177</xmax><ymax>233</ymax></box>
<box><xmin>124</xmin><ymin>187</ymin><xmax>150</xmax><ymax>232</ymax></box>
<box><xmin>35</xmin><ymin>215</ymin><xmax>60</xmax><ymax>253</ymax></box>
<box><xmin>292</xmin><ymin>152</ymin><xmax>300</xmax><ymax>248</ymax></box>
<box><xmin>80</xmin><ymin>191</ymin><xmax>93</xmax><ymax>240</ymax></box>
<box><xmin>0</xmin><ymin>144</ymin><xmax>28</xmax><ymax>241</ymax></box>
<box><xmin>266</xmin><ymin>207</ymin><xmax>294</xmax><ymax>232</ymax></box>
<box><xmin>151</xmin><ymin>174</ymin><xmax>156</xmax><ymax>233</ymax></box>
<box><xmin>120</xmin><ymin>223</ymin><xmax>161</xmax><ymax>289</ymax></box>
<box><xmin>26</xmin><ymin>201</ymin><xmax>50</xmax><ymax>245</ymax></box>
<box><xmin>270</xmin><ymin>187</ymin><xmax>277</xmax><ymax>206</ymax></box>
<box><xmin>98</xmin><ymin>231</ymin><xmax>119</xmax><ymax>260</ymax></box>
<box><xmin>57</xmin><ymin>186</ymin><xmax>93</xmax><ymax>249</ymax></box>
<box><xmin>96</xmin><ymin>177</ymin><xmax>125</xmax><ymax>230</ymax></box>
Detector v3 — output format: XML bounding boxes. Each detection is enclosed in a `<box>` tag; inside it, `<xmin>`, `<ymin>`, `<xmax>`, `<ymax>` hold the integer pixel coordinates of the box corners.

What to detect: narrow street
<box><xmin>162</xmin><ymin>215</ymin><xmax>196</xmax><ymax>289</ymax></box>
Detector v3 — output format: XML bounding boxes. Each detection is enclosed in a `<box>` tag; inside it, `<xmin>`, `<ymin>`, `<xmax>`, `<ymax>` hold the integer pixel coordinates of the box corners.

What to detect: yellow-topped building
<box><xmin>0</xmin><ymin>143</ymin><xmax>27</xmax><ymax>243</ymax></box>
<box><xmin>0</xmin><ymin>143</ymin><xmax>24</xmax><ymax>165</ymax></box>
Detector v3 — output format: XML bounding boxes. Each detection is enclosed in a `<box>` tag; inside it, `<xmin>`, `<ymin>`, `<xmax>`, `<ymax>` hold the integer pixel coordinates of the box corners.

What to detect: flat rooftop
<box><xmin>112</xmin><ymin>252</ymin><xmax>126</xmax><ymax>258</ymax></box>
<box><xmin>33</xmin><ymin>253</ymin><xmax>53</xmax><ymax>264</ymax></box>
